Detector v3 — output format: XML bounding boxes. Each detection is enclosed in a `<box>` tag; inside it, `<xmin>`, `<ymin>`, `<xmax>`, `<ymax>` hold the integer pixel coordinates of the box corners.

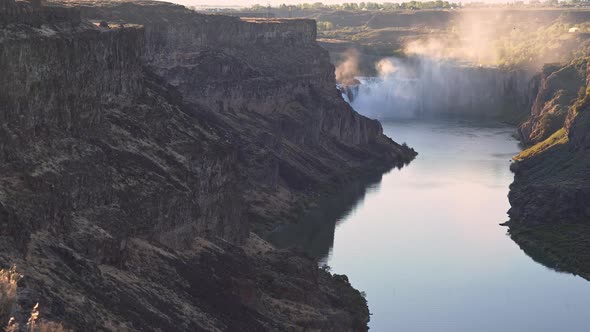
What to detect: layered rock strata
<box><xmin>0</xmin><ymin>0</ymin><xmax>416</xmax><ymax>330</ymax></box>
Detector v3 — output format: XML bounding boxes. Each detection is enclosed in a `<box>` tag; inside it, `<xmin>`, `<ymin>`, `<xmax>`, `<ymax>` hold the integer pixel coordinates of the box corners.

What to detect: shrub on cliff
<box><xmin>317</xmin><ymin>21</ymin><xmax>334</xmax><ymax>31</ymax></box>
<box><xmin>24</xmin><ymin>303</ymin><xmax>69</xmax><ymax>332</ymax></box>
<box><xmin>1</xmin><ymin>268</ymin><xmax>69</xmax><ymax>332</ymax></box>
<box><xmin>0</xmin><ymin>266</ymin><xmax>20</xmax><ymax>328</ymax></box>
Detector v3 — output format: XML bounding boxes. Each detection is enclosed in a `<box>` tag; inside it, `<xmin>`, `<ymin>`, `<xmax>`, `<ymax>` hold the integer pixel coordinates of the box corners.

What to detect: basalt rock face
<box><xmin>0</xmin><ymin>0</ymin><xmax>80</xmax><ymax>27</ymax></box>
<box><xmin>519</xmin><ymin>59</ymin><xmax>589</xmax><ymax>145</ymax></box>
<box><xmin>509</xmin><ymin>106</ymin><xmax>590</xmax><ymax>227</ymax></box>
<box><xmin>70</xmin><ymin>0</ymin><xmax>416</xmax><ymax>233</ymax></box>
<box><xmin>507</xmin><ymin>64</ymin><xmax>590</xmax><ymax>278</ymax></box>
<box><xmin>0</xmin><ymin>17</ymin><xmax>246</xmax><ymax>253</ymax></box>
<box><xmin>508</xmin><ymin>57</ymin><xmax>590</xmax><ymax>227</ymax></box>
<box><xmin>0</xmin><ymin>9</ymin><xmax>249</xmax><ymax>330</ymax></box>
<box><xmin>0</xmin><ymin>1</ymin><xmax>409</xmax><ymax>330</ymax></box>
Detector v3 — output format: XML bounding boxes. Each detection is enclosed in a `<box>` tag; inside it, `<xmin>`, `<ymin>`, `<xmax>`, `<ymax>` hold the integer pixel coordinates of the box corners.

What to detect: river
<box><xmin>269</xmin><ymin>118</ymin><xmax>590</xmax><ymax>331</ymax></box>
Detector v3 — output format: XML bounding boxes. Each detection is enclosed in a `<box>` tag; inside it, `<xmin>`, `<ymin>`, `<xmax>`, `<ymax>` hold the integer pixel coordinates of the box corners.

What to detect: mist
<box><xmin>344</xmin><ymin>45</ymin><xmax>538</xmax><ymax>120</ymax></box>
<box><xmin>335</xmin><ymin>49</ymin><xmax>361</xmax><ymax>85</ymax></box>
<box><xmin>340</xmin><ymin>9</ymin><xmax>579</xmax><ymax>120</ymax></box>
<box><xmin>346</xmin><ymin>57</ymin><xmax>531</xmax><ymax>120</ymax></box>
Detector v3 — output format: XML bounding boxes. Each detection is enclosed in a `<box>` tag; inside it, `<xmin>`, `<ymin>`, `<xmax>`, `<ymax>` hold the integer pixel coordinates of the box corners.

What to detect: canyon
<box><xmin>0</xmin><ymin>0</ymin><xmax>416</xmax><ymax>330</ymax></box>
<box><xmin>2</xmin><ymin>1</ymin><xmax>590</xmax><ymax>330</ymax></box>
<box><xmin>319</xmin><ymin>6</ymin><xmax>590</xmax><ymax>326</ymax></box>
<box><xmin>317</xmin><ymin>6</ymin><xmax>590</xmax><ymax>284</ymax></box>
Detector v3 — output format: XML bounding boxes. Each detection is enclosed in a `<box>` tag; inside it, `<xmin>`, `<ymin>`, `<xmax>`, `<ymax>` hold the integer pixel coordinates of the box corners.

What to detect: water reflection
<box><xmin>508</xmin><ymin>225</ymin><xmax>590</xmax><ymax>280</ymax></box>
<box><xmin>267</xmin><ymin>170</ymin><xmax>389</xmax><ymax>262</ymax></box>
<box><xmin>270</xmin><ymin>119</ymin><xmax>590</xmax><ymax>332</ymax></box>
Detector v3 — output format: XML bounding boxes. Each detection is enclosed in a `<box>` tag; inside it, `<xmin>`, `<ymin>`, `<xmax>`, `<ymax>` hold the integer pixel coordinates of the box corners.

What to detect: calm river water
<box><xmin>269</xmin><ymin>119</ymin><xmax>590</xmax><ymax>331</ymax></box>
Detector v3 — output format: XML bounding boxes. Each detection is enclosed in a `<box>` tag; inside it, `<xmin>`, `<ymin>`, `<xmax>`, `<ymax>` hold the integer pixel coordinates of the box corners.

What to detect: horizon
<box><xmin>170</xmin><ymin>0</ymin><xmax>543</xmax><ymax>9</ymax></box>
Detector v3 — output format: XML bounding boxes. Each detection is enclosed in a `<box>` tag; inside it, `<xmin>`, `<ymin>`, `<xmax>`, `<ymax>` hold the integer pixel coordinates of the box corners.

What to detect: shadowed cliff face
<box><xmin>0</xmin><ymin>0</ymin><xmax>415</xmax><ymax>330</ymax></box>
<box><xmin>0</xmin><ymin>19</ymin><xmax>246</xmax><ymax>251</ymax></box>
<box><xmin>267</xmin><ymin>170</ymin><xmax>387</xmax><ymax>261</ymax></box>
<box><xmin>69</xmin><ymin>0</ymin><xmax>416</xmax><ymax>234</ymax></box>
<box><xmin>0</xmin><ymin>0</ymin><xmax>81</xmax><ymax>26</ymax></box>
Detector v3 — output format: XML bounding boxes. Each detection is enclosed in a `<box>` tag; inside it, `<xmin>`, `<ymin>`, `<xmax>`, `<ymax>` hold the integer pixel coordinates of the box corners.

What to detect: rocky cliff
<box><xmin>68</xmin><ymin>0</ymin><xmax>416</xmax><ymax>233</ymax></box>
<box><xmin>509</xmin><ymin>57</ymin><xmax>590</xmax><ymax>226</ymax></box>
<box><xmin>0</xmin><ymin>0</ymin><xmax>80</xmax><ymax>27</ymax></box>
<box><xmin>0</xmin><ymin>0</ymin><xmax>416</xmax><ymax>330</ymax></box>
<box><xmin>519</xmin><ymin>59</ymin><xmax>589</xmax><ymax>145</ymax></box>
<box><xmin>507</xmin><ymin>56</ymin><xmax>590</xmax><ymax>279</ymax></box>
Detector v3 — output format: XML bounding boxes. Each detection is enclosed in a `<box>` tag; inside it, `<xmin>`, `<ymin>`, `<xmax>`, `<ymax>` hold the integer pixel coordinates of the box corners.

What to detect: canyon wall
<box><xmin>0</xmin><ymin>0</ymin><xmax>80</xmax><ymax>26</ymax></box>
<box><xmin>0</xmin><ymin>13</ymin><xmax>246</xmax><ymax>253</ymax></box>
<box><xmin>70</xmin><ymin>0</ymin><xmax>416</xmax><ymax>233</ymax></box>
<box><xmin>519</xmin><ymin>59</ymin><xmax>589</xmax><ymax>145</ymax></box>
<box><xmin>507</xmin><ymin>56</ymin><xmax>590</xmax><ymax>278</ymax></box>
<box><xmin>0</xmin><ymin>0</ymin><xmax>415</xmax><ymax>330</ymax></box>
<box><xmin>509</xmin><ymin>57</ymin><xmax>590</xmax><ymax>227</ymax></box>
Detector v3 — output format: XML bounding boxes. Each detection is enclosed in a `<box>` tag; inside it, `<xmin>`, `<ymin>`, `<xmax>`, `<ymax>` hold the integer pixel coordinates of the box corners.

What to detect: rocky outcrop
<box><xmin>3</xmin><ymin>232</ymin><xmax>370</xmax><ymax>331</ymax></box>
<box><xmin>506</xmin><ymin>56</ymin><xmax>590</xmax><ymax>278</ymax></box>
<box><xmin>509</xmin><ymin>99</ymin><xmax>590</xmax><ymax>226</ymax></box>
<box><xmin>507</xmin><ymin>97</ymin><xmax>590</xmax><ymax>278</ymax></box>
<box><xmin>508</xmin><ymin>57</ymin><xmax>590</xmax><ymax>227</ymax></box>
<box><xmin>0</xmin><ymin>0</ymin><xmax>415</xmax><ymax>330</ymax></box>
<box><xmin>0</xmin><ymin>0</ymin><xmax>80</xmax><ymax>27</ymax></box>
<box><xmin>519</xmin><ymin>59</ymin><xmax>588</xmax><ymax>145</ymax></box>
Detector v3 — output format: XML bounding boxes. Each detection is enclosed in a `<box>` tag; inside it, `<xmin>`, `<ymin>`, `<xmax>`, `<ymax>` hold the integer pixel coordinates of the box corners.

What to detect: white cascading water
<box><xmin>343</xmin><ymin>76</ymin><xmax>422</xmax><ymax>119</ymax></box>
<box><xmin>341</xmin><ymin>56</ymin><xmax>529</xmax><ymax>120</ymax></box>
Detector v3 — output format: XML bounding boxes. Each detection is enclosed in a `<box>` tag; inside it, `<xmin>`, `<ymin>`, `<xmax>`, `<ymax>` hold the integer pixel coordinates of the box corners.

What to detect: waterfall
<box><xmin>341</xmin><ymin>76</ymin><xmax>422</xmax><ymax>119</ymax></box>
<box><xmin>340</xmin><ymin>56</ymin><xmax>532</xmax><ymax>121</ymax></box>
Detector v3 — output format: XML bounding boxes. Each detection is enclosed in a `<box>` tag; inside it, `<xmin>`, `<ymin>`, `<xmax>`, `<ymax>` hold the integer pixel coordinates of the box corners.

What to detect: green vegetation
<box><xmin>0</xmin><ymin>267</ymin><xmax>20</xmax><ymax>327</ymax></box>
<box><xmin>495</xmin><ymin>22</ymin><xmax>580</xmax><ymax>68</ymax></box>
<box><xmin>537</xmin><ymin>109</ymin><xmax>568</xmax><ymax>137</ymax></box>
<box><xmin>1</xmin><ymin>268</ymin><xmax>69</xmax><ymax>332</ymax></box>
<box><xmin>517</xmin><ymin>77</ymin><xmax>590</xmax><ymax>160</ymax></box>
<box><xmin>516</xmin><ymin>127</ymin><xmax>569</xmax><ymax>160</ymax></box>
<box><xmin>317</xmin><ymin>20</ymin><xmax>334</xmax><ymax>31</ymax></box>
<box><xmin>246</xmin><ymin>0</ymin><xmax>590</xmax><ymax>12</ymax></box>
<box><xmin>241</xmin><ymin>3</ymin><xmax>590</xmax><ymax>71</ymax></box>
<box><xmin>247</xmin><ymin>1</ymin><xmax>457</xmax><ymax>12</ymax></box>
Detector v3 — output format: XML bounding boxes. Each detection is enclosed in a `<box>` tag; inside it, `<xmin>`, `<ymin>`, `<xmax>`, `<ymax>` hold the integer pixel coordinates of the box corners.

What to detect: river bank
<box><xmin>270</xmin><ymin>119</ymin><xmax>590</xmax><ymax>331</ymax></box>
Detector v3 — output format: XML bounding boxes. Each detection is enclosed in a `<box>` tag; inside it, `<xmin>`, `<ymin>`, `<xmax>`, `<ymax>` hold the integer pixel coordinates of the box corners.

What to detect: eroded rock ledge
<box><xmin>68</xmin><ymin>0</ymin><xmax>417</xmax><ymax>234</ymax></box>
<box><xmin>507</xmin><ymin>56</ymin><xmax>590</xmax><ymax>279</ymax></box>
<box><xmin>0</xmin><ymin>0</ymin><xmax>415</xmax><ymax>330</ymax></box>
<box><xmin>509</xmin><ymin>58</ymin><xmax>590</xmax><ymax>227</ymax></box>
